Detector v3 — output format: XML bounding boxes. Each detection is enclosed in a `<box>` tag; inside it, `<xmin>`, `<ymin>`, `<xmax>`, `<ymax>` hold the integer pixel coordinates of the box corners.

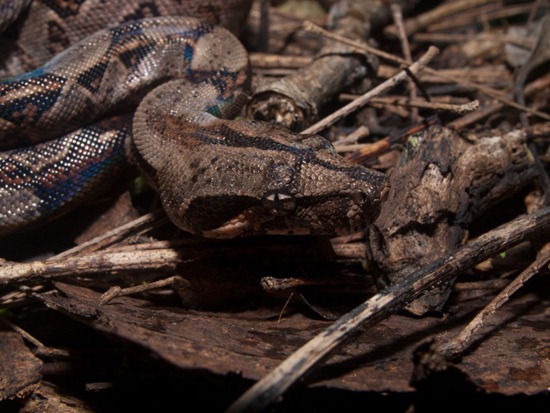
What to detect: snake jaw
<box><xmin>199</xmin><ymin>209</ymin><xmax>256</xmax><ymax>238</ymax></box>
<box><xmin>174</xmin><ymin>175</ymin><xmax>389</xmax><ymax>239</ymax></box>
<box><xmin>161</xmin><ymin>173</ymin><xmax>389</xmax><ymax>239</ymax></box>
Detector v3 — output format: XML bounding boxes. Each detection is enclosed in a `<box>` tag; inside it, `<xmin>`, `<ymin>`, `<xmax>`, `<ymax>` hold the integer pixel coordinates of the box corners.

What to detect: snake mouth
<box><xmin>365</xmin><ymin>184</ymin><xmax>389</xmax><ymax>225</ymax></box>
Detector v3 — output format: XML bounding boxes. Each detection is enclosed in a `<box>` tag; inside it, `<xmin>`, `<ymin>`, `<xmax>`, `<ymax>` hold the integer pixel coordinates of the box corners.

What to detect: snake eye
<box><xmin>262</xmin><ymin>191</ymin><xmax>296</xmax><ymax>216</ymax></box>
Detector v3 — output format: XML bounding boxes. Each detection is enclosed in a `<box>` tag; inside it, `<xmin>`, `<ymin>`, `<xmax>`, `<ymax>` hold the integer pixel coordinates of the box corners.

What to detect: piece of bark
<box><xmin>37</xmin><ymin>280</ymin><xmax>550</xmax><ymax>400</ymax></box>
<box><xmin>247</xmin><ymin>0</ymin><xmax>422</xmax><ymax>130</ymax></box>
<box><xmin>19</xmin><ymin>382</ymin><xmax>95</xmax><ymax>413</ymax></box>
<box><xmin>367</xmin><ymin>125</ymin><xmax>539</xmax><ymax>315</ymax></box>
<box><xmin>0</xmin><ymin>331</ymin><xmax>42</xmax><ymax>401</ymax></box>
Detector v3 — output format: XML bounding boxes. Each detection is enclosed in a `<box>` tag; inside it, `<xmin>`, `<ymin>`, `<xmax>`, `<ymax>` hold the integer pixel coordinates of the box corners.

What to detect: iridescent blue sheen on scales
<box><xmin>0</xmin><ymin>17</ymin><xmax>225</xmax><ymax>149</ymax></box>
<box><xmin>0</xmin><ymin>118</ymin><xmax>129</xmax><ymax>233</ymax></box>
<box><xmin>0</xmin><ymin>16</ymin><xmax>250</xmax><ymax>235</ymax></box>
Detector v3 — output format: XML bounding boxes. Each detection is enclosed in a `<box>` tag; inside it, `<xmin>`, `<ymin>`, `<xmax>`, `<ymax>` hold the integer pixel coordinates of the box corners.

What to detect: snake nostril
<box><xmin>350</xmin><ymin>191</ymin><xmax>368</xmax><ymax>207</ymax></box>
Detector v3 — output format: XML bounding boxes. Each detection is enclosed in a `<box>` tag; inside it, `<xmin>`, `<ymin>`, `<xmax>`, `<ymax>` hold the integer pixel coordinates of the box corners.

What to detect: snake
<box><xmin>0</xmin><ymin>0</ymin><xmax>389</xmax><ymax>239</ymax></box>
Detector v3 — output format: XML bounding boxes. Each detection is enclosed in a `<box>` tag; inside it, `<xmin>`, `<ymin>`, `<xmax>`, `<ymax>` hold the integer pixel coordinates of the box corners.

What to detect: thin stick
<box><xmin>225</xmin><ymin>207</ymin><xmax>550</xmax><ymax>413</ymax></box>
<box><xmin>426</xmin><ymin>3</ymin><xmax>538</xmax><ymax>33</ymax></box>
<box><xmin>413</xmin><ymin>32</ymin><xmax>534</xmax><ymax>49</ymax></box>
<box><xmin>100</xmin><ymin>275</ymin><xmax>183</xmax><ymax>305</ymax></box>
<box><xmin>384</xmin><ymin>0</ymin><xmax>499</xmax><ymax>37</ymax></box>
<box><xmin>391</xmin><ymin>3</ymin><xmax>418</xmax><ymax>122</ymax></box>
<box><xmin>303</xmin><ymin>20</ymin><xmax>407</xmax><ymax>67</ymax></box>
<box><xmin>0</xmin><ymin>318</ymin><xmax>46</xmax><ymax>349</ymax></box>
<box><xmin>0</xmin><ymin>235</ymin><xmax>365</xmax><ymax>286</ymax></box>
<box><xmin>366</xmin><ymin>96</ymin><xmax>479</xmax><ymax>114</ymax></box>
<box><xmin>439</xmin><ymin>242</ymin><xmax>550</xmax><ymax>359</ymax></box>
<box><xmin>447</xmin><ymin>101</ymin><xmax>503</xmax><ymax>130</ymax></box>
<box><xmin>333</xmin><ymin>125</ymin><xmax>370</xmax><ymax>146</ymax></box>
<box><xmin>301</xmin><ymin>46</ymin><xmax>439</xmax><ymax>135</ymax></box>
<box><xmin>53</xmin><ymin>209</ymin><xmax>169</xmax><ymax>259</ymax></box>
<box><xmin>0</xmin><ymin>248</ymin><xmax>187</xmax><ymax>284</ymax></box>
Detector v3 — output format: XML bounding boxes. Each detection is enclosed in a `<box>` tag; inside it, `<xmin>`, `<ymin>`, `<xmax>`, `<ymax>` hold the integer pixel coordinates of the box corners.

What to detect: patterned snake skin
<box><xmin>0</xmin><ymin>0</ymin><xmax>389</xmax><ymax>239</ymax></box>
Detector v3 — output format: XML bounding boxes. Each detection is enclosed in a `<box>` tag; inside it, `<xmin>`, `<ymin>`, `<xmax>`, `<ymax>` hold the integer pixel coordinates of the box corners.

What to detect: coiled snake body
<box><xmin>0</xmin><ymin>0</ymin><xmax>388</xmax><ymax>239</ymax></box>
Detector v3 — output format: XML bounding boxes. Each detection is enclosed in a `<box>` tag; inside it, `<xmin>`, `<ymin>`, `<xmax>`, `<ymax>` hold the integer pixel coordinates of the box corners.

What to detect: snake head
<box><xmin>134</xmin><ymin>113</ymin><xmax>389</xmax><ymax>239</ymax></box>
<box><xmin>250</xmin><ymin>132</ymin><xmax>390</xmax><ymax>237</ymax></box>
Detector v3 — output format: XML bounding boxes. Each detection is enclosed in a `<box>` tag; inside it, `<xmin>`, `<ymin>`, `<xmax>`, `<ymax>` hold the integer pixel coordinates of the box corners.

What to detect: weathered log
<box><xmin>367</xmin><ymin>125</ymin><xmax>539</xmax><ymax>314</ymax></box>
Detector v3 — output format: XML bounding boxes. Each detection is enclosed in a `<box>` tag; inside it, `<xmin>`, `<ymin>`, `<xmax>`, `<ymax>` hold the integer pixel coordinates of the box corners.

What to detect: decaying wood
<box><xmin>0</xmin><ymin>331</ymin><xmax>42</xmax><ymax>401</ymax></box>
<box><xmin>247</xmin><ymin>0</ymin><xmax>422</xmax><ymax>130</ymax></box>
<box><xmin>15</xmin><ymin>382</ymin><xmax>95</xmax><ymax>413</ymax></box>
<box><xmin>301</xmin><ymin>45</ymin><xmax>440</xmax><ymax>135</ymax></box>
<box><xmin>368</xmin><ymin>126</ymin><xmax>540</xmax><ymax>315</ymax></box>
<box><xmin>31</xmin><ymin>278</ymin><xmax>548</xmax><ymax>410</ymax></box>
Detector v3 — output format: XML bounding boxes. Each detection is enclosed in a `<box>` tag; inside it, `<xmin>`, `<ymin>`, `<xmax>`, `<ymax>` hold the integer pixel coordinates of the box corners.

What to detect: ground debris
<box><xmin>1</xmin><ymin>0</ymin><xmax>550</xmax><ymax>411</ymax></box>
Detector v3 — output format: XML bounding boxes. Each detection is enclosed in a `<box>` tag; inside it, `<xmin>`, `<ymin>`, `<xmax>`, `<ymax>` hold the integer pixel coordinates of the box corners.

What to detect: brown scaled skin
<box><xmin>133</xmin><ymin>87</ymin><xmax>389</xmax><ymax>238</ymax></box>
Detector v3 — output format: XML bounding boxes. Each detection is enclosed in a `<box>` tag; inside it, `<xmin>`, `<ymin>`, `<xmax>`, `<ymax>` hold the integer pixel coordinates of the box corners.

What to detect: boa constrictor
<box><xmin>0</xmin><ymin>0</ymin><xmax>389</xmax><ymax>239</ymax></box>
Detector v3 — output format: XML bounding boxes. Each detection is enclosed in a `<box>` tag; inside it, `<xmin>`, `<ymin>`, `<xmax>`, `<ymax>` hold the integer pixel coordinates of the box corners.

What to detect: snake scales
<box><xmin>0</xmin><ymin>0</ymin><xmax>389</xmax><ymax>239</ymax></box>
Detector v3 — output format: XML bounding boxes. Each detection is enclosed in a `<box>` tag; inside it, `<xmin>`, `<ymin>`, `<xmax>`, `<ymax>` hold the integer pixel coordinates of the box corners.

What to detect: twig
<box><xmin>249</xmin><ymin>53</ymin><xmax>312</xmax><ymax>69</ymax></box>
<box><xmin>53</xmin><ymin>209</ymin><xmax>169</xmax><ymax>259</ymax></box>
<box><xmin>2</xmin><ymin>306</ymin><xmax>72</xmax><ymax>358</ymax></box>
<box><xmin>225</xmin><ymin>207</ymin><xmax>550</xmax><ymax>413</ymax></box>
<box><xmin>301</xmin><ymin>46</ymin><xmax>439</xmax><ymax>135</ymax></box>
<box><xmin>257</xmin><ymin>0</ymin><xmax>270</xmax><ymax>52</ymax></box>
<box><xmin>413</xmin><ymin>32</ymin><xmax>535</xmax><ymax>49</ymax></box>
<box><xmin>1</xmin><ymin>235</ymin><xmax>362</xmax><ymax>286</ymax></box>
<box><xmin>391</xmin><ymin>3</ymin><xmax>418</xmax><ymax>122</ymax></box>
<box><xmin>439</xmin><ymin>242</ymin><xmax>550</xmax><ymax>359</ymax></box>
<box><xmin>384</xmin><ymin>0</ymin><xmax>499</xmax><ymax>37</ymax></box>
<box><xmin>343</xmin><ymin>117</ymin><xmax>440</xmax><ymax>163</ymax></box>
<box><xmin>303</xmin><ymin>20</ymin><xmax>407</xmax><ymax>66</ymax></box>
<box><xmin>100</xmin><ymin>275</ymin><xmax>184</xmax><ymax>305</ymax></box>
<box><xmin>430</xmin><ymin>69</ymin><xmax>550</xmax><ymax>121</ymax></box>
<box><xmin>447</xmin><ymin>100</ymin><xmax>503</xmax><ymax>130</ymax></box>
<box><xmin>260</xmin><ymin>275</ymin><xmax>373</xmax><ymax>293</ymax></box>
<box><xmin>333</xmin><ymin>125</ymin><xmax>370</xmax><ymax>146</ymax></box>
<box><xmin>425</xmin><ymin>3</ymin><xmax>539</xmax><ymax>33</ymax></box>
<box><xmin>448</xmin><ymin>73</ymin><xmax>550</xmax><ymax>130</ymax></box>
<box><xmin>0</xmin><ymin>317</ymin><xmax>46</xmax><ymax>349</ymax></box>
<box><xmin>334</xmin><ymin>143</ymin><xmax>376</xmax><ymax>154</ymax></box>
<box><xmin>0</xmin><ymin>247</ymin><xmax>188</xmax><ymax>285</ymax></box>
<box><xmin>365</xmin><ymin>96</ymin><xmax>479</xmax><ymax>114</ymax></box>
